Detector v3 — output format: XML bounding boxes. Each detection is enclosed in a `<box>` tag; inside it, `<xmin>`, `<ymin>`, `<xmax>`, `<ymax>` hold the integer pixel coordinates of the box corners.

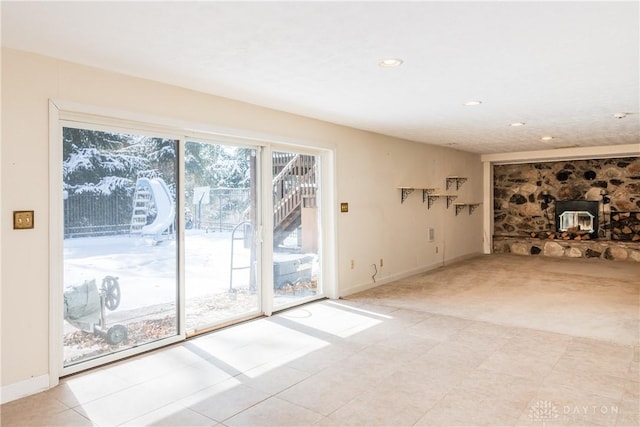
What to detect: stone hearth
<box><xmin>494</xmin><ymin>236</ymin><xmax>640</xmax><ymax>262</ymax></box>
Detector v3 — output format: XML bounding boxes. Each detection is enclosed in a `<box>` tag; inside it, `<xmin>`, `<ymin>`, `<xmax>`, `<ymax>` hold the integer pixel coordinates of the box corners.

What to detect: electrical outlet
<box><xmin>13</xmin><ymin>210</ymin><xmax>34</xmax><ymax>229</ymax></box>
<box><xmin>380</xmin><ymin>258</ymin><xmax>384</xmax><ymax>267</ymax></box>
<box><xmin>350</xmin><ymin>259</ymin><xmax>355</xmax><ymax>269</ymax></box>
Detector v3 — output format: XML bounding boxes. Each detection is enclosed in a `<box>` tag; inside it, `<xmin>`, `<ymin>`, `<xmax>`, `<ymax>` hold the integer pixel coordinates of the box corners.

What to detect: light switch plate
<box><xmin>13</xmin><ymin>210</ymin><xmax>34</xmax><ymax>229</ymax></box>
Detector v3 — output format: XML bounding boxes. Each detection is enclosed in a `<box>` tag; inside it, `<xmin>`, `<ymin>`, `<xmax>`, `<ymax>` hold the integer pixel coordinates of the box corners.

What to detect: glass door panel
<box><xmin>184</xmin><ymin>142</ymin><xmax>260</xmax><ymax>334</ymax></box>
<box><xmin>272</xmin><ymin>150</ymin><xmax>322</xmax><ymax>309</ymax></box>
<box><xmin>62</xmin><ymin>127</ymin><xmax>178</xmax><ymax>368</ymax></box>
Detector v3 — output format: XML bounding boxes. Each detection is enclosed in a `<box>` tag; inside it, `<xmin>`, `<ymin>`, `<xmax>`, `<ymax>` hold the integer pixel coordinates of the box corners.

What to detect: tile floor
<box><xmin>1</xmin><ymin>254</ymin><xmax>639</xmax><ymax>426</ymax></box>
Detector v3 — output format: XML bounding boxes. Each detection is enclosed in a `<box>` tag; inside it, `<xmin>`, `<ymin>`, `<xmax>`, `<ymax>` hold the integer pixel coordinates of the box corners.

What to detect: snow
<box><xmin>63</xmin><ymin>231</ymin><xmax>318</xmax><ymax>314</ymax></box>
<box><xmin>63</xmin><ymin>149</ymin><xmax>95</xmax><ymax>175</ymax></box>
<box><xmin>72</xmin><ymin>176</ymin><xmax>133</xmax><ymax>195</ymax></box>
<box><xmin>64</xmin><ymin>230</ymin><xmax>252</xmax><ymax>312</ymax></box>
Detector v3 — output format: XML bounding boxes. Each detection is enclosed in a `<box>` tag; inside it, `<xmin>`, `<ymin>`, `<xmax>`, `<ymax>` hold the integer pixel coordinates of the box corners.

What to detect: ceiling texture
<box><xmin>2</xmin><ymin>1</ymin><xmax>639</xmax><ymax>155</ymax></box>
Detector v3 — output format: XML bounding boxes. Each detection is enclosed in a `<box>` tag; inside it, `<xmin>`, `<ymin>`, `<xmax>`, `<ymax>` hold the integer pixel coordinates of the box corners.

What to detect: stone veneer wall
<box><xmin>493</xmin><ymin>156</ymin><xmax>640</xmax><ymax>261</ymax></box>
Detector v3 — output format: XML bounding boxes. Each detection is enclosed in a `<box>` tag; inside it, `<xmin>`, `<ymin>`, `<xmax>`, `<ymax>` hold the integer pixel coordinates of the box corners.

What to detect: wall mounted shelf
<box><xmin>446</xmin><ymin>176</ymin><xmax>468</xmax><ymax>191</ymax></box>
<box><xmin>454</xmin><ymin>203</ymin><xmax>481</xmax><ymax>216</ymax></box>
<box><xmin>422</xmin><ymin>194</ymin><xmax>458</xmax><ymax>209</ymax></box>
<box><xmin>399</xmin><ymin>179</ymin><xmax>476</xmax><ymax>214</ymax></box>
<box><xmin>398</xmin><ymin>187</ymin><xmax>437</xmax><ymax>204</ymax></box>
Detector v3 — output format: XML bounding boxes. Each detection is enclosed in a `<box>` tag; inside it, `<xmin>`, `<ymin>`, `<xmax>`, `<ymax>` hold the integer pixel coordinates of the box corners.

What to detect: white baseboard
<box><xmin>1</xmin><ymin>374</ymin><xmax>50</xmax><ymax>404</ymax></box>
<box><xmin>339</xmin><ymin>252</ymin><xmax>482</xmax><ymax>298</ymax></box>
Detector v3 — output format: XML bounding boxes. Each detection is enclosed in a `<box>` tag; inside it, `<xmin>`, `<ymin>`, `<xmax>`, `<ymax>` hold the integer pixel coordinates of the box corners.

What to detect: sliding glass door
<box><xmin>57</xmin><ymin>118</ymin><xmax>330</xmax><ymax>375</ymax></box>
<box><xmin>62</xmin><ymin>126</ymin><xmax>178</xmax><ymax>369</ymax></box>
<box><xmin>272</xmin><ymin>150</ymin><xmax>323</xmax><ymax>309</ymax></box>
<box><xmin>184</xmin><ymin>141</ymin><xmax>260</xmax><ymax>334</ymax></box>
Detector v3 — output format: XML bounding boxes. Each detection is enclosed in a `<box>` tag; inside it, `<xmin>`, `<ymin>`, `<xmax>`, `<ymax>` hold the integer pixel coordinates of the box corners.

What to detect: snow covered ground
<box><xmin>62</xmin><ymin>229</ymin><xmax>320</xmax><ymax>365</ymax></box>
<box><xmin>64</xmin><ymin>230</ymin><xmax>251</xmax><ymax>310</ymax></box>
<box><xmin>63</xmin><ymin>229</ymin><xmax>318</xmax><ymax>323</ymax></box>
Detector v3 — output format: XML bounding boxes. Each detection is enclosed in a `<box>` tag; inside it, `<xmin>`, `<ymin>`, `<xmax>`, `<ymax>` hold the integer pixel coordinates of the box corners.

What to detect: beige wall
<box><xmin>1</xmin><ymin>48</ymin><xmax>483</xmax><ymax>395</ymax></box>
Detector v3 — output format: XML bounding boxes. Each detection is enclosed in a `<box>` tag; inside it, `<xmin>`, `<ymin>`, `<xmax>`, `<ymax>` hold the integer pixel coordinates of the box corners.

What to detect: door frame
<box><xmin>265</xmin><ymin>145</ymin><xmax>335</xmax><ymax>314</ymax></box>
<box><xmin>48</xmin><ymin>99</ymin><xmax>338</xmax><ymax>387</ymax></box>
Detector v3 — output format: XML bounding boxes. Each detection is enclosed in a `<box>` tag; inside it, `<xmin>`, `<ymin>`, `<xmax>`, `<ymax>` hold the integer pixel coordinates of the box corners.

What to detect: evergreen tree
<box><xmin>63</xmin><ymin>128</ymin><xmax>148</xmax><ymax>196</ymax></box>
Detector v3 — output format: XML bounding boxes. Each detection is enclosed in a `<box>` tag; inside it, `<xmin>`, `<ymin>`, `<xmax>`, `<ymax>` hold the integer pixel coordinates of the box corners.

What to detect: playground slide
<box><xmin>139</xmin><ymin>177</ymin><xmax>176</xmax><ymax>239</ymax></box>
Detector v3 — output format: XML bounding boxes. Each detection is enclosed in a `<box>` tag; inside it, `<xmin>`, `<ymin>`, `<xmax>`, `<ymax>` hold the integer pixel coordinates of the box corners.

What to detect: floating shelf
<box><xmin>446</xmin><ymin>176</ymin><xmax>468</xmax><ymax>191</ymax></box>
<box><xmin>454</xmin><ymin>203</ymin><xmax>481</xmax><ymax>216</ymax></box>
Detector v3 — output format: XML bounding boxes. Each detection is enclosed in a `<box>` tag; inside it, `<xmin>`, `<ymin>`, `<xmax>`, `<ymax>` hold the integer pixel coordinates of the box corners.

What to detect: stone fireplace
<box><xmin>492</xmin><ymin>157</ymin><xmax>640</xmax><ymax>262</ymax></box>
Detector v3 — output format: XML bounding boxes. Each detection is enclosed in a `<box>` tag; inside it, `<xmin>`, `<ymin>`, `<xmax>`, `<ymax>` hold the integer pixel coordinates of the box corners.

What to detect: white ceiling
<box><xmin>2</xmin><ymin>1</ymin><xmax>639</xmax><ymax>154</ymax></box>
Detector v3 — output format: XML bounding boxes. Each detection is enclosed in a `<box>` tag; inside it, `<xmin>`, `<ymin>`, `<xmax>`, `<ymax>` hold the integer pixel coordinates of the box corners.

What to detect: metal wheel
<box><xmin>106</xmin><ymin>324</ymin><xmax>127</xmax><ymax>345</ymax></box>
<box><xmin>101</xmin><ymin>276</ymin><xmax>121</xmax><ymax>311</ymax></box>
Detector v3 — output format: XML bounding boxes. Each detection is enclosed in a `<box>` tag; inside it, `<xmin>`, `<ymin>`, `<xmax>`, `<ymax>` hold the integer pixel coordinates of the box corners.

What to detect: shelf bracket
<box><xmin>426</xmin><ymin>195</ymin><xmax>439</xmax><ymax>209</ymax></box>
<box><xmin>422</xmin><ymin>189</ymin><xmax>436</xmax><ymax>203</ymax></box>
<box><xmin>468</xmin><ymin>204</ymin><xmax>480</xmax><ymax>215</ymax></box>
<box><xmin>400</xmin><ymin>188</ymin><xmax>414</xmax><ymax>204</ymax></box>
<box><xmin>446</xmin><ymin>177</ymin><xmax>468</xmax><ymax>191</ymax></box>
<box><xmin>455</xmin><ymin>204</ymin><xmax>466</xmax><ymax>216</ymax></box>
<box><xmin>446</xmin><ymin>195</ymin><xmax>458</xmax><ymax>209</ymax></box>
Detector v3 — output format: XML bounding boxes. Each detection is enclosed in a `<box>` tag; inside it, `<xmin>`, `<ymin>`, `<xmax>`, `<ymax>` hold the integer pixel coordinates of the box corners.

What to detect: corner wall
<box><xmin>1</xmin><ymin>48</ymin><xmax>483</xmax><ymax>399</ymax></box>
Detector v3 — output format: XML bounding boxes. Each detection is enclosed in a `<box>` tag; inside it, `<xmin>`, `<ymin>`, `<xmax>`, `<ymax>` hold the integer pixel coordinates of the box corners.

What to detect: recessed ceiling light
<box><xmin>463</xmin><ymin>100</ymin><xmax>482</xmax><ymax>106</ymax></box>
<box><xmin>378</xmin><ymin>58</ymin><xmax>403</xmax><ymax>68</ymax></box>
<box><xmin>510</xmin><ymin>122</ymin><xmax>525</xmax><ymax>127</ymax></box>
<box><xmin>541</xmin><ymin>136</ymin><xmax>554</xmax><ymax>141</ymax></box>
